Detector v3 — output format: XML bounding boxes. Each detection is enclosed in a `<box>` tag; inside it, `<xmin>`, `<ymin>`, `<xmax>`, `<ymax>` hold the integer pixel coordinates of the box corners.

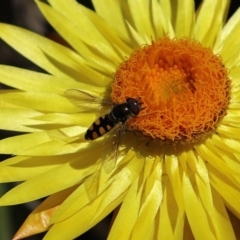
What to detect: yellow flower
<box><xmin>0</xmin><ymin>0</ymin><xmax>240</xmax><ymax>239</ymax></box>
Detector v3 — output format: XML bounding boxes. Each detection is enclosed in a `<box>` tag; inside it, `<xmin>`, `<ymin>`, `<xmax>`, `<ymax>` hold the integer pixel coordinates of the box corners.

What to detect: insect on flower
<box><xmin>64</xmin><ymin>89</ymin><xmax>143</xmax><ymax>172</ymax></box>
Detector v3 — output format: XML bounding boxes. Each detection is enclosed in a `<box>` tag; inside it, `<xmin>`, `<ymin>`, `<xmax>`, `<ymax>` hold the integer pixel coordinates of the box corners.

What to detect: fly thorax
<box><xmin>109</xmin><ymin>103</ymin><xmax>131</xmax><ymax>123</ymax></box>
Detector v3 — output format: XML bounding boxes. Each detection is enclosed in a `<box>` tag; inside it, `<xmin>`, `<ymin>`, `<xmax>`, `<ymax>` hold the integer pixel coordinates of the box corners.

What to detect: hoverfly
<box><xmin>64</xmin><ymin>89</ymin><xmax>143</xmax><ymax>172</ymax></box>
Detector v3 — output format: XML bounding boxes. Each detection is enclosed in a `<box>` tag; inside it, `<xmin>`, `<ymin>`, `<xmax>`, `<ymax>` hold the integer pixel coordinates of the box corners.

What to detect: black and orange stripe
<box><xmin>85</xmin><ymin>114</ymin><xmax>115</xmax><ymax>140</ymax></box>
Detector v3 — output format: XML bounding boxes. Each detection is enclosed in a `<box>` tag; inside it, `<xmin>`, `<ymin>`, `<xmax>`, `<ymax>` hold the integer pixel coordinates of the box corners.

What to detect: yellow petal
<box><xmin>151</xmin><ymin>0</ymin><xmax>174</xmax><ymax>39</ymax></box>
<box><xmin>217</xmin><ymin>125</ymin><xmax>240</xmax><ymax>139</ymax></box>
<box><xmin>211</xmin><ymin>134</ymin><xmax>240</xmax><ymax>155</ymax></box>
<box><xmin>0</xmin><ymin>156</ymin><xmax>30</xmax><ymax>167</ymax></box>
<box><xmin>44</xmin><ymin>189</ymin><xmax>122</xmax><ymax>240</ymax></box>
<box><xmin>198</xmin><ymin>157</ymin><xmax>235</xmax><ymax>240</ymax></box>
<box><xmin>92</xmin><ymin>0</ymin><xmax>129</xmax><ymax>39</ymax></box>
<box><xmin>230</xmin><ymin>64</ymin><xmax>240</xmax><ymax>79</ymax></box>
<box><xmin>0</xmin><ymin>164</ymin><xmax>53</xmax><ymax>183</ymax></box>
<box><xmin>210</xmin><ymin>135</ymin><xmax>240</xmax><ymax>162</ymax></box>
<box><xmin>49</xmin><ymin>0</ymin><xmax>127</xmax><ymax>51</ymax></box>
<box><xmin>225</xmin><ymin>112</ymin><xmax>240</xmax><ymax>125</ymax></box>
<box><xmin>182</xmin><ymin>169</ymin><xmax>216</xmax><ymax>239</ymax></box>
<box><xmin>50</xmin><ymin>174</ymin><xmax>101</xmax><ymax>223</ymax></box>
<box><xmin>194</xmin><ymin>0</ymin><xmax>229</xmax><ymax>48</ymax></box>
<box><xmin>0</xmin><ymin>92</ymin><xmax>77</xmax><ymax>113</ymax></box>
<box><xmin>218</xmin><ymin>7</ymin><xmax>240</xmax><ymax>67</ymax></box>
<box><xmin>158</xmin><ymin>174</ymin><xmax>184</xmax><ymax>240</ymax></box>
<box><xmin>93</xmin><ymin>154</ymin><xmax>144</xmax><ymax>222</ymax></box>
<box><xmin>127</xmin><ymin>0</ymin><xmax>155</xmax><ymax>38</ymax></box>
<box><xmin>31</xmin><ymin>112</ymin><xmax>97</xmax><ymax>128</ymax></box>
<box><xmin>231</xmin><ymin>84</ymin><xmax>240</xmax><ymax>93</ymax></box>
<box><xmin>219</xmin><ymin>7</ymin><xmax>240</xmax><ymax>44</ymax></box>
<box><xmin>228</xmin><ymin>103</ymin><xmax>240</xmax><ymax>110</ymax></box>
<box><xmin>125</xmin><ymin>21</ymin><xmax>146</xmax><ymax>45</ymax></box>
<box><xmin>160</xmin><ymin>0</ymin><xmax>172</xmax><ymax>21</ymax></box>
<box><xmin>47</xmin><ymin>153</ymin><xmax>143</xmax><ymax>239</ymax></box>
<box><xmin>50</xmin><ymin>150</ymin><xmax>134</xmax><ymax>224</ymax></box>
<box><xmin>108</xmin><ymin>175</ymin><xmax>142</xmax><ymax>240</ymax></box>
<box><xmin>38</xmin><ymin>0</ymin><xmax>125</xmax><ymax>71</ymax></box>
<box><xmin>13</xmin><ymin>186</ymin><xmax>77</xmax><ymax>240</ymax></box>
<box><xmin>180</xmin><ymin>150</ymin><xmax>198</xmax><ymax>176</ymax></box>
<box><xmin>208</xmin><ymin>164</ymin><xmax>240</xmax><ymax>218</ymax></box>
<box><xmin>0</xmin><ymin>24</ymin><xmax>90</xmax><ymax>82</ymax></box>
<box><xmin>0</xmin><ymin>126</ymin><xmax>85</xmax><ymax>155</ymax></box>
<box><xmin>206</xmin><ymin>139</ymin><xmax>240</xmax><ymax>176</ymax></box>
<box><xmin>164</xmin><ymin>154</ymin><xmax>185</xmax><ymax>239</ymax></box>
<box><xmin>0</xmin><ymin>155</ymin><xmax>77</xmax><ymax>182</ymax></box>
<box><xmin>223</xmin><ymin>111</ymin><xmax>240</xmax><ymax>125</ymax></box>
<box><xmin>220</xmin><ymin>18</ymin><xmax>240</xmax><ymax>68</ymax></box>
<box><xmin>195</xmin><ymin>141</ymin><xmax>240</xmax><ymax>187</ymax></box>
<box><xmin>0</xmin><ymin>144</ymin><xmax>101</xmax><ymax>204</ymax></box>
<box><xmin>165</xmin><ymin>154</ymin><xmax>184</xmax><ymax>211</ymax></box>
<box><xmin>0</xmin><ymin>107</ymin><xmax>42</xmax><ymax>132</ymax></box>
<box><xmin>38</xmin><ymin>0</ymin><xmax>93</xmax><ymax>59</ymax></box>
<box><xmin>174</xmin><ymin>0</ymin><xmax>195</xmax><ymax>38</ymax></box>
<box><xmin>81</xmin><ymin>0</ymin><xmax>133</xmax><ymax>55</ymax></box>
<box><xmin>211</xmin><ymin>187</ymin><xmax>236</xmax><ymax>240</ymax></box>
<box><xmin>131</xmin><ymin>160</ymin><xmax>163</xmax><ymax>239</ymax></box>
<box><xmin>0</xmin><ymin>65</ymin><xmax>82</xmax><ymax>94</ymax></box>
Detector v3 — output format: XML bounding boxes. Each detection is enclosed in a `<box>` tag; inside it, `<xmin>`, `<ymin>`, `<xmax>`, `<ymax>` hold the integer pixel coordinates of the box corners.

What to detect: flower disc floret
<box><xmin>112</xmin><ymin>37</ymin><xmax>231</xmax><ymax>143</ymax></box>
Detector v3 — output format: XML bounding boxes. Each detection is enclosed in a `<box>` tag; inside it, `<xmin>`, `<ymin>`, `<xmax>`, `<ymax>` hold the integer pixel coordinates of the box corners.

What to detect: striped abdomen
<box><xmin>85</xmin><ymin>114</ymin><xmax>115</xmax><ymax>140</ymax></box>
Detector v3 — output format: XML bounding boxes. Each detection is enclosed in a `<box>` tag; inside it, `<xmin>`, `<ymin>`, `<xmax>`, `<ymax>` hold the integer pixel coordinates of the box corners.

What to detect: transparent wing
<box><xmin>64</xmin><ymin>89</ymin><xmax>112</xmax><ymax>110</ymax></box>
<box><xmin>84</xmin><ymin>168</ymin><xmax>100</xmax><ymax>200</ymax></box>
<box><xmin>102</xmin><ymin>122</ymin><xmax>128</xmax><ymax>173</ymax></box>
<box><xmin>82</xmin><ymin>158</ymin><xmax>102</xmax><ymax>201</ymax></box>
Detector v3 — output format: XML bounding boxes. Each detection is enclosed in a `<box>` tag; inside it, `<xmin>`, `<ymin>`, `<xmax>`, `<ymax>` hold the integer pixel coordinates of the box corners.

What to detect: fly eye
<box><xmin>126</xmin><ymin>98</ymin><xmax>141</xmax><ymax>116</ymax></box>
<box><xmin>132</xmin><ymin>106</ymin><xmax>140</xmax><ymax>116</ymax></box>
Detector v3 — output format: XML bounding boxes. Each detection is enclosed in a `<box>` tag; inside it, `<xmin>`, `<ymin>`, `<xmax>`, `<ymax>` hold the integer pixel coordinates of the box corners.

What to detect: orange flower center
<box><xmin>111</xmin><ymin>37</ymin><xmax>231</xmax><ymax>143</ymax></box>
